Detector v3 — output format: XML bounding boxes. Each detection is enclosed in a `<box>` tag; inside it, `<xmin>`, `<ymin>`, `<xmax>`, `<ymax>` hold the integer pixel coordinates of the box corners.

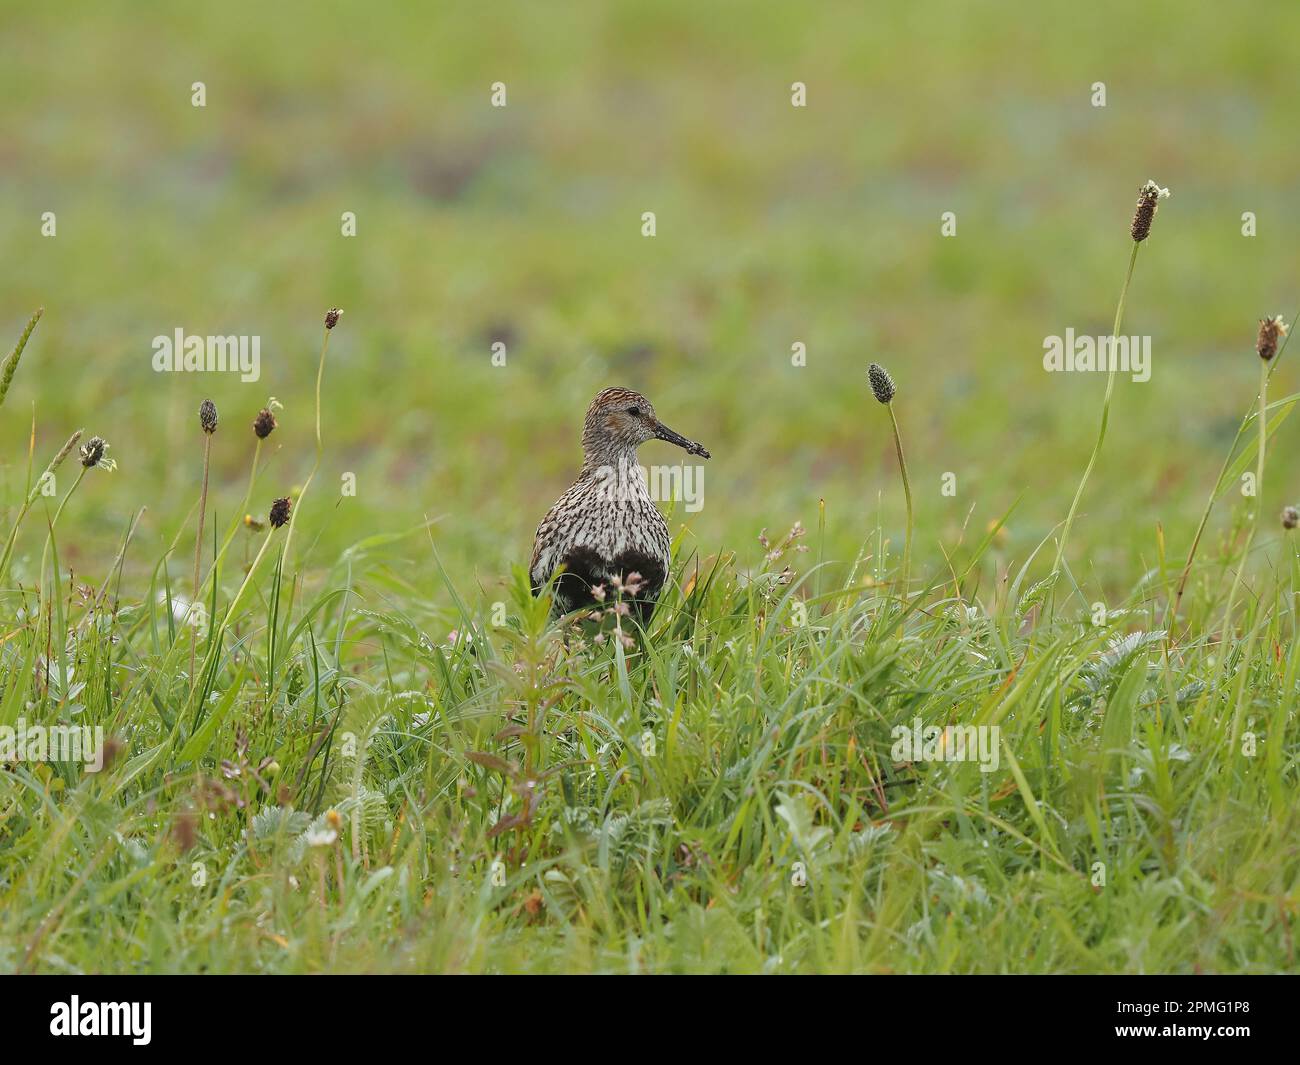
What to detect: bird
<box><xmin>530</xmin><ymin>387</ymin><xmax>711</xmax><ymax>623</ymax></box>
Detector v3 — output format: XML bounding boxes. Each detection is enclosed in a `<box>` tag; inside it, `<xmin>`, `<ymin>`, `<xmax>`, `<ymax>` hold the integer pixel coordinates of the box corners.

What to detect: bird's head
<box><xmin>581</xmin><ymin>387</ymin><xmax>711</xmax><ymax>467</ymax></box>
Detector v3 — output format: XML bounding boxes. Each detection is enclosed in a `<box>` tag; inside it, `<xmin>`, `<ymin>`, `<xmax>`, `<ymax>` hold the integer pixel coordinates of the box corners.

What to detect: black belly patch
<box><xmin>541</xmin><ymin>546</ymin><xmax>667</xmax><ymax>623</ymax></box>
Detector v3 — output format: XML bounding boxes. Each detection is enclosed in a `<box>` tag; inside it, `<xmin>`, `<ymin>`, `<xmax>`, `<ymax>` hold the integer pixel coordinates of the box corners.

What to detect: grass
<box><xmin>2</xmin><ymin>1</ymin><xmax>1300</xmax><ymax>974</ymax></box>
<box><xmin>1</xmin><ymin>297</ymin><xmax>1298</xmax><ymax>974</ymax></box>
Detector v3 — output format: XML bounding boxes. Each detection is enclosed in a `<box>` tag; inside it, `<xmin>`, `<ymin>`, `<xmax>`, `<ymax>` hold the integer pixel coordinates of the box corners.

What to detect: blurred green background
<box><xmin>4</xmin><ymin>0</ymin><xmax>1299</xmax><ymax>598</ymax></box>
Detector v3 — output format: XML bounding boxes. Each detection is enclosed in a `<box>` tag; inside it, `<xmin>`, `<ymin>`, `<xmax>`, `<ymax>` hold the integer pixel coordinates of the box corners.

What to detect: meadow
<box><xmin>1</xmin><ymin>1</ymin><xmax>1298</xmax><ymax>973</ymax></box>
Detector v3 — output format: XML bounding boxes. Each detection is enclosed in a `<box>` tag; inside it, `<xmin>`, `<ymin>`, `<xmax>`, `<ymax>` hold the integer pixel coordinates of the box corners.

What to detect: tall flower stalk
<box><xmin>1216</xmin><ymin>318</ymin><xmax>1289</xmax><ymax>759</ymax></box>
<box><xmin>190</xmin><ymin>492</ymin><xmax>295</xmax><ymax>725</ymax></box>
<box><xmin>1220</xmin><ymin>317</ymin><xmax>1287</xmax><ymax>639</ymax></box>
<box><xmin>191</xmin><ymin>400</ymin><xmax>218</xmax><ymax>687</ymax></box>
<box><xmin>280</xmin><ymin>309</ymin><xmax>340</xmax><ymax>567</ymax></box>
<box><xmin>1050</xmin><ymin>181</ymin><xmax>1168</xmax><ymax>596</ymax></box>
<box><xmin>51</xmin><ymin>436</ymin><xmax>114</xmax><ymax>524</ymax></box>
<box><xmin>1168</xmin><ymin>318</ymin><xmax>1292</xmax><ymax>633</ymax></box>
<box><xmin>868</xmin><ymin>362</ymin><xmax>913</xmax><ymax>596</ymax></box>
<box><xmin>37</xmin><ymin>437</ymin><xmax>114</xmax><ymax>595</ymax></box>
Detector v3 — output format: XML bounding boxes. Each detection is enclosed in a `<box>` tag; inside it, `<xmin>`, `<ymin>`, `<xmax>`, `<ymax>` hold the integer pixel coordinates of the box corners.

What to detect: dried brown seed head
<box><xmin>268</xmin><ymin>496</ymin><xmax>292</xmax><ymax>528</ymax></box>
<box><xmin>1257</xmin><ymin>315</ymin><xmax>1288</xmax><ymax>362</ymax></box>
<box><xmin>1131</xmin><ymin>180</ymin><xmax>1170</xmax><ymax>243</ymax></box>
<box><xmin>79</xmin><ymin>436</ymin><xmax>109</xmax><ymax>469</ymax></box>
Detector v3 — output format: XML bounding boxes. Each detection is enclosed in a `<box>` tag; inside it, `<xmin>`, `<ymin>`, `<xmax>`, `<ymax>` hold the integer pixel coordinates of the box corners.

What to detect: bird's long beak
<box><xmin>653</xmin><ymin>421</ymin><xmax>710</xmax><ymax>459</ymax></box>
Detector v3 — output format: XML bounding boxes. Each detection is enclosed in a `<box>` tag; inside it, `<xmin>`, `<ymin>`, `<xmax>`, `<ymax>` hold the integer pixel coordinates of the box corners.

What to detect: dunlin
<box><xmin>530</xmin><ymin>387</ymin><xmax>710</xmax><ymax>621</ymax></box>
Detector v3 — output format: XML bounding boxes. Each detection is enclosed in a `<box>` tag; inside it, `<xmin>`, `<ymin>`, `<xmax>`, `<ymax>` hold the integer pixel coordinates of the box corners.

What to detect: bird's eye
<box><xmin>627</xmin><ymin>406</ymin><xmax>642</xmax><ymax>417</ymax></box>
